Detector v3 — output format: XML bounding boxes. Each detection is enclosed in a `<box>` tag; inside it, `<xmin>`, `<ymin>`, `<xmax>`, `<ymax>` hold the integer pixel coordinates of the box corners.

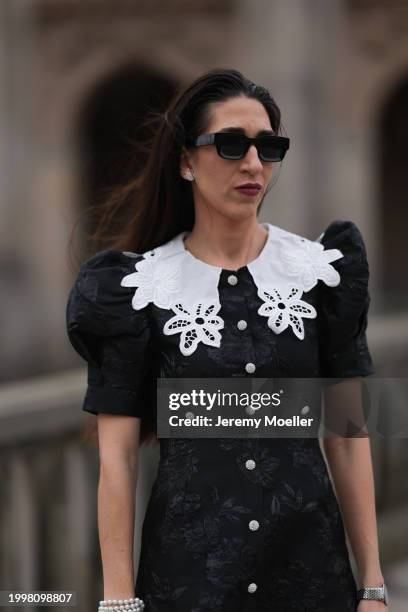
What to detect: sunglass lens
<box><xmin>259</xmin><ymin>147</ymin><xmax>283</xmax><ymax>162</ymax></box>
<box><xmin>217</xmin><ymin>134</ymin><xmax>246</xmax><ymax>159</ymax></box>
<box><xmin>258</xmin><ymin>138</ymin><xmax>284</xmax><ymax>162</ymax></box>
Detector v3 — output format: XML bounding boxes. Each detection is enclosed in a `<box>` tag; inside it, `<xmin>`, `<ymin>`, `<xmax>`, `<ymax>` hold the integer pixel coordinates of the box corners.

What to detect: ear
<box><xmin>180</xmin><ymin>147</ymin><xmax>192</xmax><ymax>176</ymax></box>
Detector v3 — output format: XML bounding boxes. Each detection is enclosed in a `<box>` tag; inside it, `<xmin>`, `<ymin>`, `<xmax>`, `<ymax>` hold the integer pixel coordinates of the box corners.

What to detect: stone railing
<box><xmin>0</xmin><ymin>370</ymin><xmax>159</xmax><ymax>612</ymax></box>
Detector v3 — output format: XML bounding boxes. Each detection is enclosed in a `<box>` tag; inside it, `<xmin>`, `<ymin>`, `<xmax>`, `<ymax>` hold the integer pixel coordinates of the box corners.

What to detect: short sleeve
<box><xmin>66</xmin><ymin>249</ymin><xmax>155</xmax><ymax>419</ymax></box>
<box><xmin>317</xmin><ymin>220</ymin><xmax>375</xmax><ymax>379</ymax></box>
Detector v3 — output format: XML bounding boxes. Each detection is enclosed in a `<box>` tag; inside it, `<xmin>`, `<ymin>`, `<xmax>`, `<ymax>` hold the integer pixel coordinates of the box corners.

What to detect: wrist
<box><xmin>359</xmin><ymin>576</ymin><xmax>384</xmax><ymax>587</ymax></box>
<box><xmin>358</xmin><ymin>567</ymin><xmax>384</xmax><ymax>587</ymax></box>
<box><xmin>103</xmin><ymin>593</ymin><xmax>135</xmax><ymax>600</ymax></box>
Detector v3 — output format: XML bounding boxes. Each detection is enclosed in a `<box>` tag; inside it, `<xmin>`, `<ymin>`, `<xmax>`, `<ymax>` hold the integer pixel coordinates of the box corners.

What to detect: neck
<box><xmin>183</xmin><ymin>216</ymin><xmax>269</xmax><ymax>270</ymax></box>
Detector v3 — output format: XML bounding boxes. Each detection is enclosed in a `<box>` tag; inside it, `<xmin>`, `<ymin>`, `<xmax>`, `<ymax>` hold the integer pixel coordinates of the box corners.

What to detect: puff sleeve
<box><xmin>66</xmin><ymin>250</ymin><xmax>155</xmax><ymax>418</ymax></box>
<box><xmin>317</xmin><ymin>220</ymin><xmax>375</xmax><ymax>379</ymax></box>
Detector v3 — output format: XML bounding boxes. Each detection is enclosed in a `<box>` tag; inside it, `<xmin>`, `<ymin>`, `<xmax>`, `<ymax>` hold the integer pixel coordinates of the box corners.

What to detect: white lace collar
<box><xmin>120</xmin><ymin>222</ymin><xmax>343</xmax><ymax>356</ymax></box>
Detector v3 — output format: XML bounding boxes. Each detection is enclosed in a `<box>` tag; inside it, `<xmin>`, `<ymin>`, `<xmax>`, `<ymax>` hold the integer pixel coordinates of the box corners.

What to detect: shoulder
<box><xmin>317</xmin><ymin>219</ymin><xmax>370</xmax><ymax>288</ymax></box>
<box><xmin>268</xmin><ymin>219</ymin><xmax>370</xmax><ymax>295</ymax></box>
<box><xmin>318</xmin><ymin>219</ymin><xmax>368</xmax><ymax>259</ymax></box>
<box><xmin>313</xmin><ymin>221</ymin><xmax>374</xmax><ymax>378</ymax></box>
<box><xmin>66</xmin><ymin>249</ymin><xmax>149</xmax><ymax>335</ymax></box>
<box><xmin>73</xmin><ymin>249</ymin><xmax>145</xmax><ymax>293</ymax></box>
<box><xmin>75</xmin><ymin>249</ymin><xmax>144</xmax><ymax>301</ymax></box>
<box><xmin>273</xmin><ymin>218</ymin><xmax>366</xmax><ymax>254</ymax></box>
<box><xmin>314</xmin><ymin>220</ymin><xmax>371</xmax><ymax>317</ymax></box>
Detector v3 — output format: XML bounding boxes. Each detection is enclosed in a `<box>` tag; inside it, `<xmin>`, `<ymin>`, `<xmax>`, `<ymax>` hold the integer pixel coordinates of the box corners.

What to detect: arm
<box><xmin>97</xmin><ymin>414</ymin><xmax>141</xmax><ymax>599</ymax></box>
<box><xmin>322</xmin><ymin>379</ymin><xmax>384</xmax><ymax>588</ymax></box>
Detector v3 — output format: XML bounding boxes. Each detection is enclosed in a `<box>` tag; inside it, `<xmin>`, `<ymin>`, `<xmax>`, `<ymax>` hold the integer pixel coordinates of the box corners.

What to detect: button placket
<box><xmin>224</xmin><ymin>271</ymin><xmax>256</xmax><ymax>376</ymax></box>
<box><xmin>241</xmin><ymin>452</ymin><xmax>263</xmax><ymax>605</ymax></box>
<box><xmin>224</xmin><ymin>269</ymin><xmax>261</xmax><ymax>602</ymax></box>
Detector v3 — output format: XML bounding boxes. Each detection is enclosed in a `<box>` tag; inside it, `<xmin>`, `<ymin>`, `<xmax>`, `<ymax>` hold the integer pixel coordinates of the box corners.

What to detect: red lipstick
<box><xmin>235</xmin><ymin>182</ymin><xmax>262</xmax><ymax>196</ymax></box>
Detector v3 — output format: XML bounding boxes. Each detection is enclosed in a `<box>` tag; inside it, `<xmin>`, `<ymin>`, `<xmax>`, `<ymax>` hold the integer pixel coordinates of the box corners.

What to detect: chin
<box><xmin>222</xmin><ymin>208</ymin><xmax>258</xmax><ymax>223</ymax></box>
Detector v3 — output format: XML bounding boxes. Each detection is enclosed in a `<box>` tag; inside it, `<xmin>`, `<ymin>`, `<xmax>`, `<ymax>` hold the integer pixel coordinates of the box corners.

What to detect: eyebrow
<box><xmin>218</xmin><ymin>127</ymin><xmax>275</xmax><ymax>136</ymax></box>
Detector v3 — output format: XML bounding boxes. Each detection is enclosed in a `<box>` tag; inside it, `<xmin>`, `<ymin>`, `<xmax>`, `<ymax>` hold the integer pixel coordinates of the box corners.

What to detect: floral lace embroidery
<box><xmin>278</xmin><ymin>234</ymin><xmax>342</xmax><ymax>292</ymax></box>
<box><xmin>163</xmin><ymin>302</ymin><xmax>224</xmax><ymax>357</ymax></box>
<box><xmin>120</xmin><ymin>248</ymin><xmax>181</xmax><ymax>310</ymax></box>
<box><xmin>257</xmin><ymin>286</ymin><xmax>317</xmax><ymax>340</ymax></box>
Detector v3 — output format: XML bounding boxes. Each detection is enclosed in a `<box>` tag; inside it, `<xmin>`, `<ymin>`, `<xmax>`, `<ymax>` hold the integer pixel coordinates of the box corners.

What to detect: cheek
<box><xmin>199</xmin><ymin>158</ymin><xmax>234</xmax><ymax>193</ymax></box>
<box><xmin>213</xmin><ymin>165</ymin><xmax>234</xmax><ymax>188</ymax></box>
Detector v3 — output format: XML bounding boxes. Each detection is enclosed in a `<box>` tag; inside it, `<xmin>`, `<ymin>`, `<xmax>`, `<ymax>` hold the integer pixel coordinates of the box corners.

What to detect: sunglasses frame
<box><xmin>192</xmin><ymin>132</ymin><xmax>290</xmax><ymax>162</ymax></box>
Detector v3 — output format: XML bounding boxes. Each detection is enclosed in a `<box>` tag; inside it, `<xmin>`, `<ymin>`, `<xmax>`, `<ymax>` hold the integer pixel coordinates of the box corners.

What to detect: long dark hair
<box><xmin>71</xmin><ymin>67</ymin><xmax>284</xmax><ymax>447</ymax></box>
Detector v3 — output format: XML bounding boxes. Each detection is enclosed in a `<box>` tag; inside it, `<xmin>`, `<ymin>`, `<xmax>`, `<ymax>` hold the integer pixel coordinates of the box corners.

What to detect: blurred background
<box><xmin>0</xmin><ymin>0</ymin><xmax>407</xmax><ymax>610</ymax></box>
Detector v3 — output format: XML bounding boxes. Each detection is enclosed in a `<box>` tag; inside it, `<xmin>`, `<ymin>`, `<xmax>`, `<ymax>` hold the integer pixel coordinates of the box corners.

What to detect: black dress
<box><xmin>66</xmin><ymin>219</ymin><xmax>375</xmax><ymax>612</ymax></box>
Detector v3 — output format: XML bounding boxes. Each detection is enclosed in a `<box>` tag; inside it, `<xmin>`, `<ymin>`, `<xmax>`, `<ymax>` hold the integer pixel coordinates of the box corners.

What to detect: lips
<box><xmin>236</xmin><ymin>183</ymin><xmax>262</xmax><ymax>189</ymax></box>
<box><xmin>235</xmin><ymin>183</ymin><xmax>262</xmax><ymax>196</ymax></box>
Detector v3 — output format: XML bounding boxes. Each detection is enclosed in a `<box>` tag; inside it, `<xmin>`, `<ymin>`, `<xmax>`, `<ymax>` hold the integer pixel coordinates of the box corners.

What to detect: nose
<box><xmin>241</xmin><ymin>143</ymin><xmax>264</xmax><ymax>171</ymax></box>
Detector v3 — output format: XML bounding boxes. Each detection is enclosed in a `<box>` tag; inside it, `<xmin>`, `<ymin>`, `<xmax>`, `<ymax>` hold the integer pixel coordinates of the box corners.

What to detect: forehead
<box><xmin>205</xmin><ymin>96</ymin><xmax>272</xmax><ymax>134</ymax></box>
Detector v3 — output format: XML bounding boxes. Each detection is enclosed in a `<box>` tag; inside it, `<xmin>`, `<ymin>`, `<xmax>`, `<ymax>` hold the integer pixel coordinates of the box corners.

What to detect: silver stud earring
<box><xmin>183</xmin><ymin>169</ymin><xmax>195</xmax><ymax>181</ymax></box>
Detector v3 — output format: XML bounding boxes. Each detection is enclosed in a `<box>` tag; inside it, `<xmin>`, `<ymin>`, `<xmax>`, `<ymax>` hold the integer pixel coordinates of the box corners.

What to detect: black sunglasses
<box><xmin>191</xmin><ymin>132</ymin><xmax>290</xmax><ymax>162</ymax></box>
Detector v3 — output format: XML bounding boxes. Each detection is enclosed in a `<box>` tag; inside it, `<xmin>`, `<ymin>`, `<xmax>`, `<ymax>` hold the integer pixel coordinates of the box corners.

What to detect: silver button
<box><xmin>249</xmin><ymin>519</ymin><xmax>259</xmax><ymax>531</ymax></box>
<box><xmin>245</xmin><ymin>362</ymin><xmax>256</xmax><ymax>374</ymax></box>
<box><xmin>237</xmin><ymin>319</ymin><xmax>247</xmax><ymax>330</ymax></box>
<box><xmin>248</xmin><ymin>582</ymin><xmax>257</xmax><ymax>593</ymax></box>
<box><xmin>185</xmin><ymin>411</ymin><xmax>195</xmax><ymax>419</ymax></box>
<box><xmin>227</xmin><ymin>274</ymin><xmax>238</xmax><ymax>286</ymax></box>
<box><xmin>245</xmin><ymin>459</ymin><xmax>256</xmax><ymax>470</ymax></box>
<box><xmin>301</xmin><ymin>405</ymin><xmax>310</xmax><ymax>415</ymax></box>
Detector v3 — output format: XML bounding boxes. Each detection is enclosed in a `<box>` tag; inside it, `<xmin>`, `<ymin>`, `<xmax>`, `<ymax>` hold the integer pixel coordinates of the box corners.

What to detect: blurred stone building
<box><xmin>0</xmin><ymin>0</ymin><xmax>407</xmax><ymax>610</ymax></box>
<box><xmin>1</xmin><ymin>0</ymin><xmax>407</xmax><ymax>381</ymax></box>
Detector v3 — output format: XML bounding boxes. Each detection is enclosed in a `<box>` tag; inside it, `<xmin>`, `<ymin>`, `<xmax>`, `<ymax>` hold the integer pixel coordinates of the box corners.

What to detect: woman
<box><xmin>66</xmin><ymin>69</ymin><xmax>387</xmax><ymax>611</ymax></box>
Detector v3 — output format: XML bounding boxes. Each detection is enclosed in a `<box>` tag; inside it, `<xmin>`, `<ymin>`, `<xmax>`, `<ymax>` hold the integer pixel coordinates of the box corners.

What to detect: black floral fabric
<box><xmin>66</xmin><ymin>219</ymin><xmax>375</xmax><ymax>612</ymax></box>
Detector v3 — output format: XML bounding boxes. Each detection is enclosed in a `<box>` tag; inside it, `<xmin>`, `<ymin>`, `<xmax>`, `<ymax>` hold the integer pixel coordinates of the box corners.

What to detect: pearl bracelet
<box><xmin>98</xmin><ymin>608</ymin><xmax>144</xmax><ymax>612</ymax></box>
<box><xmin>98</xmin><ymin>609</ymin><xmax>143</xmax><ymax>612</ymax></box>
<box><xmin>98</xmin><ymin>597</ymin><xmax>145</xmax><ymax>611</ymax></box>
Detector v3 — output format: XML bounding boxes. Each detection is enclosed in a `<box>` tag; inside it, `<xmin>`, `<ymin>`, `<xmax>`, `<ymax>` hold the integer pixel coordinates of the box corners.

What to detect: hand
<box><xmin>357</xmin><ymin>601</ymin><xmax>388</xmax><ymax>611</ymax></box>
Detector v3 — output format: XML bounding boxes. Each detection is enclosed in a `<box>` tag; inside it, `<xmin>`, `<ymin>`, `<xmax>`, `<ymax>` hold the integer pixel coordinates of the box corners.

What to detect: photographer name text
<box><xmin>168</xmin><ymin>414</ymin><xmax>314</xmax><ymax>428</ymax></box>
